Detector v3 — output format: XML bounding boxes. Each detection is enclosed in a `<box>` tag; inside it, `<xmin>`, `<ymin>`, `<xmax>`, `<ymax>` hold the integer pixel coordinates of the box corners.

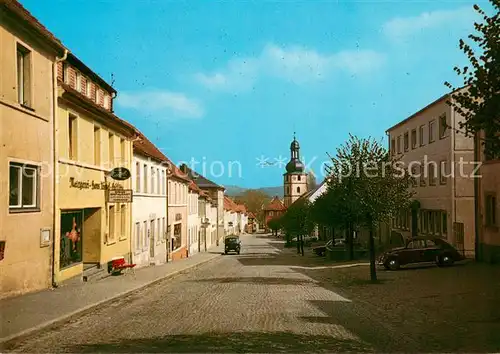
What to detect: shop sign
<box><xmin>69</xmin><ymin>177</ymin><xmax>123</xmax><ymax>191</ymax></box>
<box><xmin>106</xmin><ymin>189</ymin><xmax>133</xmax><ymax>203</ymax></box>
<box><xmin>109</xmin><ymin>167</ymin><xmax>131</xmax><ymax>181</ymax></box>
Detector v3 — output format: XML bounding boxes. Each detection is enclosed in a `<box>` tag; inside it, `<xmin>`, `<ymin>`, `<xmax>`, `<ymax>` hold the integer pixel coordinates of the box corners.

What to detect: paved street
<box><xmin>5</xmin><ymin>235</ymin><xmax>373</xmax><ymax>353</ymax></box>
<box><xmin>4</xmin><ymin>234</ymin><xmax>500</xmax><ymax>353</ymax></box>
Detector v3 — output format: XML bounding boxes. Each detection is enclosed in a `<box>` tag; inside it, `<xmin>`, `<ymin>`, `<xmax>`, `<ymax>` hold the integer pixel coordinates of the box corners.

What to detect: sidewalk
<box><xmin>0</xmin><ymin>247</ymin><xmax>222</xmax><ymax>344</ymax></box>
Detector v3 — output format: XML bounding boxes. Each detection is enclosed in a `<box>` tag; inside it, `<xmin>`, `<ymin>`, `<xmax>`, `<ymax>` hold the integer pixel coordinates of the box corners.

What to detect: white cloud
<box><xmin>194</xmin><ymin>43</ymin><xmax>385</xmax><ymax>91</ymax></box>
<box><xmin>118</xmin><ymin>90</ymin><xmax>204</xmax><ymax>119</ymax></box>
<box><xmin>383</xmin><ymin>6</ymin><xmax>477</xmax><ymax>42</ymax></box>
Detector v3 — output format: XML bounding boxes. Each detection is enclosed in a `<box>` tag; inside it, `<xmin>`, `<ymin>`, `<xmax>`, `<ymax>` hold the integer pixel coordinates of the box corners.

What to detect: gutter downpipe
<box><xmin>52</xmin><ymin>49</ymin><xmax>68</xmax><ymax>288</ymax></box>
<box><xmin>473</xmin><ymin>132</ymin><xmax>480</xmax><ymax>261</ymax></box>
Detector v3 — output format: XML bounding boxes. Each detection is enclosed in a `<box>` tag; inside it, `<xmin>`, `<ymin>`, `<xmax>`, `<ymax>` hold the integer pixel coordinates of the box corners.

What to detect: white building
<box><xmin>132</xmin><ymin>132</ymin><xmax>169</xmax><ymax>267</ymax></box>
<box><xmin>187</xmin><ymin>181</ymin><xmax>200</xmax><ymax>256</ymax></box>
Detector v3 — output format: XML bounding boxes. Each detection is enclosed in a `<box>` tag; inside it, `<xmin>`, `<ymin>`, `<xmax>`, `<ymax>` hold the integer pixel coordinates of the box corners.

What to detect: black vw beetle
<box><xmin>224</xmin><ymin>236</ymin><xmax>241</xmax><ymax>255</ymax></box>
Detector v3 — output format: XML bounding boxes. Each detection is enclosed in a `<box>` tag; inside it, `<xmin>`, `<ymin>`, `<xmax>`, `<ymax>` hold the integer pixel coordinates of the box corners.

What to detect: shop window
<box><xmin>17</xmin><ymin>43</ymin><xmax>31</xmax><ymax>107</ymax></box>
<box><xmin>60</xmin><ymin>211</ymin><xmax>83</xmax><ymax>268</ymax></box>
<box><xmin>9</xmin><ymin>162</ymin><xmax>39</xmax><ymax>211</ymax></box>
<box><xmin>173</xmin><ymin>223</ymin><xmax>182</xmax><ymax>250</ymax></box>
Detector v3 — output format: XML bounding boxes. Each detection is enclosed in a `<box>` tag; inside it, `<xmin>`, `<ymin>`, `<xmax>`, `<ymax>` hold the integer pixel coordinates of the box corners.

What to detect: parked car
<box><xmin>224</xmin><ymin>236</ymin><xmax>241</xmax><ymax>255</ymax></box>
<box><xmin>378</xmin><ymin>237</ymin><xmax>464</xmax><ymax>270</ymax></box>
<box><xmin>312</xmin><ymin>238</ymin><xmax>357</xmax><ymax>256</ymax></box>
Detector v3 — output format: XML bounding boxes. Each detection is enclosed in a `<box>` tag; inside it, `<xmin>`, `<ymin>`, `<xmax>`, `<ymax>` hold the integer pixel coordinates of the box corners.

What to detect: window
<box><xmin>163</xmin><ymin>217</ymin><xmax>166</xmax><ymax>240</ymax></box>
<box><xmin>86</xmin><ymin>81</ymin><xmax>92</xmax><ymax>99</ymax></box>
<box><xmin>69</xmin><ymin>115</ymin><xmax>78</xmax><ymax>160</ymax></box>
<box><xmin>297</xmin><ymin>186</ymin><xmax>300</xmax><ymax>193</ymax></box>
<box><xmin>17</xmin><ymin>44</ymin><xmax>31</xmax><ymax>107</ymax></box>
<box><xmin>143</xmin><ymin>164</ymin><xmax>148</xmax><ymax>193</ymax></box>
<box><xmin>173</xmin><ymin>224</ymin><xmax>182</xmax><ymax>250</ymax></box>
<box><xmin>120</xmin><ymin>204</ymin><xmax>126</xmax><ymax>238</ymax></box>
<box><xmin>440</xmin><ymin>160</ymin><xmax>448</xmax><ymax>185</ymax></box>
<box><xmin>411</xmin><ymin>129</ymin><xmax>417</xmax><ymax>149</ymax></box>
<box><xmin>442</xmin><ymin>212</ymin><xmax>448</xmax><ymax>235</ymax></box>
<box><xmin>286</xmin><ymin>186</ymin><xmax>290</xmax><ymax>195</ymax></box>
<box><xmin>420</xmin><ymin>162</ymin><xmax>426</xmax><ymax>186</ymax></box>
<box><xmin>120</xmin><ymin>138</ymin><xmax>126</xmax><ymax>164</ymax></box>
<box><xmin>419</xmin><ymin>125</ymin><xmax>425</xmax><ymax>146</ymax></box>
<box><xmin>143</xmin><ymin>221</ymin><xmax>148</xmax><ymax>249</ymax></box>
<box><xmin>151</xmin><ymin>167</ymin><xmax>155</xmax><ymax>194</ymax></box>
<box><xmin>426</xmin><ymin>239</ymin><xmax>436</xmax><ymax>247</ymax></box>
<box><xmin>162</xmin><ymin>171</ymin><xmax>165</xmax><ymax>194</ymax></box>
<box><xmin>109</xmin><ymin>205</ymin><xmax>116</xmax><ymax>242</ymax></box>
<box><xmin>150</xmin><ymin>219</ymin><xmax>155</xmax><ymax>246</ymax></box>
<box><xmin>391</xmin><ymin>138</ymin><xmax>396</xmax><ymax>155</ymax></box>
<box><xmin>81</xmin><ymin>77</ymin><xmax>87</xmax><ymax>96</ymax></box>
<box><xmin>108</xmin><ymin>133</ymin><xmax>114</xmax><ymax>167</ymax></box>
<box><xmin>485</xmin><ymin>194</ymin><xmax>497</xmax><ymax>227</ymax></box>
<box><xmin>157</xmin><ymin>168</ymin><xmax>160</xmax><ymax>195</ymax></box>
<box><xmin>410</xmin><ymin>166</ymin><xmax>418</xmax><ymax>187</ymax></box>
<box><xmin>429</xmin><ymin>163</ymin><xmax>437</xmax><ymax>186</ymax></box>
<box><xmin>423</xmin><ymin>211</ymin><xmax>429</xmax><ymax>233</ymax></box>
<box><xmin>404</xmin><ymin>132</ymin><xmax>409</xmax><ymax>152</ymax></box>
<box><xmin>429</xmin><ymin>211</ymin><xmax>435</xmax><ymax>234</ymax></box>
<box><xmin>135</xmin><ymin>162</ymin><xmax>141</xmax><ymax>192</ymax></box>
<box><xmin>157</xmin><ymin>218</ymin><xmax>161</xmax><ymax>243</ymax></box>
<box><xmin>75</xmin><ymin>71</ymin><xmax>81</xmax><ymax>92</ymax></box>
<box><xmin>439</xmin><ymin>114</ymin><xmax>447</xmax><ymax>139</ymax></box>
<box><xmin>298</xmin><ymin>175</ymin><xmax>301</xmax><ymax>181</ymax></box>
<box><xmin>429</xmin><ymin>120</ymin><xmax>436</xmax><ymax>143</ymax></box>
<box><xmin>9</xmin><ymin>163</ymin><xmax>39</xmax><ymax>210</ymax></box>
<box><xmin>397</xmin><ymin>136</ymin><xmax>401</xmax><ymax>153</ymax></box>
<box><xmin>135</xmin><ymin>222</ymin><xmax>141</xmax><ymax>251</ymax></box>
<box><xmin>94</xmin><ymin>126</ymin><xmax>101</xmax><ymax>165</ymax></box>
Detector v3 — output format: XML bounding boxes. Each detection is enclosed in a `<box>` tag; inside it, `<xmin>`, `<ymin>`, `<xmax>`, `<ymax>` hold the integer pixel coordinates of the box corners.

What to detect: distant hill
<box><xmin>224</xmin><ymin>185</ymin><xmax>283</xmax><ymax>198</ymax></box>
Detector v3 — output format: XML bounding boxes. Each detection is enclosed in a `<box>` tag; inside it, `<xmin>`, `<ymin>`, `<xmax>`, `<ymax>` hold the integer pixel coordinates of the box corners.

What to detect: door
<box><xmin>406</xmin><ymin>239</ymin><xmax>426</xmax><ymax>263</ymax></box>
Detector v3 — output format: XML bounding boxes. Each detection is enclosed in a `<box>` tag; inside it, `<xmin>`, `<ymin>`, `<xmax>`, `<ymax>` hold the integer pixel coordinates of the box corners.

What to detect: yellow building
<box><xmin>0</xmin><ymin>1</ymin><xmax>66</xmax><ymax>298</ymax></box>
<box><xmin>53</xmin><ymin>53</ymin><xmax>136</xmax><ymax>283</ymax></box>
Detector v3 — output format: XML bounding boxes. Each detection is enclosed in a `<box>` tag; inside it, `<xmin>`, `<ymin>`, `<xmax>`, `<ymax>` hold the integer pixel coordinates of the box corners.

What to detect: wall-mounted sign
<box><xmin>106</xmin><ymin>189</ymin><xmax>133</xmax><ymax>203</ymax></box>
<box><xmin>69</xmin><ymin>177</ymin><xmax>123</xmax><ymax>191</ymax></box>
<box><xmin>40</xmin><ymin>228</ymin><xmax>51</xmax><ymax>247</ymax></box>
<box><xmin>109</xmin><ymin>167</ymin><xmax>131</xmax><ymax>181</ymax></box>
<box><xmin>175</xmin><ymin>213</ymin><xmax>182</xmax><ymax>221</ymax></box>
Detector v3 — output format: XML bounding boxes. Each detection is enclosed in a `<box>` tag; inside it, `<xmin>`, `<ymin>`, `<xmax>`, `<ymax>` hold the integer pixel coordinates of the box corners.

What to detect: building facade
<box><xmin>188</xmin><ymin>181</ymin><xmax>201</xmax><ymax>256</ymax></box>
<box><xmin>132</xmin><ymin>132</ymin><xmax>169</xmax><ymax>268</ymax></box>
<box><xmin>167</xmin><ymin>165</ymin><xmax>189</xmax><ymax>260</ymax></box>
<box><xmin>475</xmin><ymin>131</ymin><xmax>500</xmax><ymax>263</ymax></box>
<box><xmin>386</xmin><ymin>93</ymin><xmax>476</xmax><ymax>256</ymax></box>
<box><xmin>54</xmin><ymin>53</ymin><xmax>136</xmax><ymax>283</ymax></box>
<box><xmin>263</xmin><ymin>196</ymin><xmax>286</xmax><ymax>232</ymax></box>
<box><xmin>1</xmin><ymin>1</ymin><xmax>66</xmax><ymax>298</ymax></box>
<box><xmin>284</xmin><ymin>135</ymin><xmax>308</xmax><ymax>207</ymax></box>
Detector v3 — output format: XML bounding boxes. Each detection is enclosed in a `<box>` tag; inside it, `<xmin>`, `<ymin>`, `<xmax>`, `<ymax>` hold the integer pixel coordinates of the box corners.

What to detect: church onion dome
<box><xmin>286</xmin><ymin>159</ymin><xmax>305</xmax><ymax>173</ymax></box>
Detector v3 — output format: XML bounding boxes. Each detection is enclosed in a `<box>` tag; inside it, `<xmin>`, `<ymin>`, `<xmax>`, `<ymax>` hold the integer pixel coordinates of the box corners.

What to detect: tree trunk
<box><xmin>297</xmin><ymin>234</ymin><xmax>301</xmax><ymax>254</ymax></box>
<box><xmin>369</xmin><ymin>227</ymin><xmax>377</xmax><ymax>282</ymax></box>
<box><xmin>300</xmin><ymin>234</ymin><xmax>304</xmax><ymax>256</ymax></box>
<box><xmin>347</xmin><ymin>223</ymin><xmax>354</xmax><ymax>260</ymax></box>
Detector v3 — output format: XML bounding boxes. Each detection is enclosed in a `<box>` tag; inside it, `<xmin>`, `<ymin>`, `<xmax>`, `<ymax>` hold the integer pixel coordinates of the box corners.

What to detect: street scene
<box><xmin>1</xmin><ymin>0</ymin><xmax>499</xmax><ymax>353</ymax></box>
<box><xmin>3</xmin><ymin>234</ymin><xmax>500</xmax><ymax>353</ymax></box>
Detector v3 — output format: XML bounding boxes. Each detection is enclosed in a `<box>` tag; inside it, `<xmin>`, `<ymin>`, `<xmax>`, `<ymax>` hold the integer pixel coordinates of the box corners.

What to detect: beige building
<box><xmin>54</xmin><ymin>53</ymin><xmax>136</xmax><ymax>283</ymax></box>
<box><xmin>475</xmin><ymin>131</ymin><xmax>500</xmax><ymax>263</ymax></box>
<box><xmin>167</xmin><ymin>164</ymin><xmax>190</xmax><ymax>261</ymax></box>
<box><xmin>386</xmin><ymin>93</ymin><xmax>476</xmax><ymax>256</ymax></box>
<box><xmin>0</xmin><ymin>1</ymin><xmax>66</xmax><ymax>298</ymax></box>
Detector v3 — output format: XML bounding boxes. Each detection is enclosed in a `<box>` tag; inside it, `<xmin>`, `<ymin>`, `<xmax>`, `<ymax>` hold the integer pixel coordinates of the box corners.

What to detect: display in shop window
<box><xmin>60</xmin><ymin>211</ymin><xmax>83</xmax><ymax>268</ymax></box>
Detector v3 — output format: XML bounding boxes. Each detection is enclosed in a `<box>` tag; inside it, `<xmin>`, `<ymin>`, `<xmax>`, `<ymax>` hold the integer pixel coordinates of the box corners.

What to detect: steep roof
<box><xmin>263</xmin><ymin>196</ymin><xmax>286</xmax><ymax>211</ymax></box>
<box><xmin>133</xmin><ymin>130</ymin><xmax>168</xmax><ymax>163</ymax></box>
<box><xmin>188</xmin><ymin>180</ymin><xmax>201</xmax><ymax>194</ymax></box>
<box><xmin>179</xmin><ymin>164</ymin><xmax>224</xmax><ymax>190</ymax></box>
<box><xmin>248</xmin><ymin>212</ymin><xmax>256</xmax><ymax>219</ymax></box>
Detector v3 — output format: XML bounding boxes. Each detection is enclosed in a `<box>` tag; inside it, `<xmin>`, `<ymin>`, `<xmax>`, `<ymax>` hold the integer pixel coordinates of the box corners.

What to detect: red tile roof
<box><xmin>188</xmin><ymin>180</ymin><xmax>201</xmax><ymax>194</ymax></box>
<box><xmin>2</xmin><ymin>0</ymin><xmax>65</xmax><ymax>52</ymax></box>
<box><xmin>168</xmin><ymin>161</ymin><xmax>191</xmax><ymax>183</ymax></box>
<box><xmin>263</xmin><ymin>196</ymin><xmax>286</xmax><ymax>211</ymax></box>
<box><xmin>133</xmin><ymin>130</ymin><xmax>168</xmax><ymax>163</ymax></box>
<box><xmin>248</xmin><ymin>212</ymin><xmax>256</xmax><ymax>219</ymax></box>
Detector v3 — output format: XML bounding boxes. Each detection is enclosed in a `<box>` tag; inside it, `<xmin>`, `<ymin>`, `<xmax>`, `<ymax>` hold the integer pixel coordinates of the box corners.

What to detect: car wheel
<box><xmin>386</xmin><ymin>258</ymin><xmax>400</xmax><ymax>270</ymax></box>
<box><xmin>437</xmin><ymin>254</ymin><xmax>454</xmax><ymax>266</ymax></box>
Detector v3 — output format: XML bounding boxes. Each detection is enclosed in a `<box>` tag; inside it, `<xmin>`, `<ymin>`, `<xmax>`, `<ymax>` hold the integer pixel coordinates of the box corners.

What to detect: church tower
<box><xmin>283</xmin><ymin>133</ymin><xmax>308</xmax><ymax>207</ymax></box>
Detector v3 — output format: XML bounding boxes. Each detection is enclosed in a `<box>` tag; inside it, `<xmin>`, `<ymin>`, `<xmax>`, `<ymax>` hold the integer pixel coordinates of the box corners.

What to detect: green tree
<box><xmin>445</xmin><ymin>0</ymin><xmax>500</xmax><ymax>156</ymax></box>
<box><xmin>267</xmin><ymin>217</ymin><xmax>282</xmax><ymax>236</ymax></box>
<box><xmin>281</xmin><ymin>199</ymin><xmax>315</xmax><ymax>255</ymax></box>
<box><xmin>234</xmin><ymin>189</ymin><xmax>269</xmax><ymax>223</ymax></box>
<box><xmin>326</xmin><ymin>135</ymin><xmax>414</xmax><ymax>281</ymax></box>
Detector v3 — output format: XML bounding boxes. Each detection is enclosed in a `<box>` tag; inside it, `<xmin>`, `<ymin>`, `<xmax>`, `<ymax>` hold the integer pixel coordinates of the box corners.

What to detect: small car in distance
<box><xmin>378</xmin><ymin>237</ymin><xmax>465</xmax><ymax>270</ymax></box>
<box><xmin>224</xmin><ymin>236</ymin><xmax>241</xmax><ymax>255</ymax></box>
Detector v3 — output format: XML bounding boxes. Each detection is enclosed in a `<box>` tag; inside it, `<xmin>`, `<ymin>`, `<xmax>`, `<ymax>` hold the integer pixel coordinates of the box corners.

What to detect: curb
<box><xmin>0</xmin><ymin>254</ymin><xmax>220</xmax><ymax>346</ymax></box>
<box><xmin>290</xmin><ymin>262</ymin><xmax>370</xmax><ymax>270</ymax></box>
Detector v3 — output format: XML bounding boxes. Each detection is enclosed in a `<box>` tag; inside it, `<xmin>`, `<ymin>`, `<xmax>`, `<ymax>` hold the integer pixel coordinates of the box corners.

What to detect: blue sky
<box><xmin>21</xmin><ymin>0</ymin><xmax>489</xmax><ymax>188</ymax></box>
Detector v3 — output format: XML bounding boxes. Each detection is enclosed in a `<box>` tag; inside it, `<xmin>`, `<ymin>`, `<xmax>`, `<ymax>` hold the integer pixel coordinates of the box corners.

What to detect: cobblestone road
<box><xmin>5</xmin><ymin>235</ymin><xmax>374</xmax><ymax>353</ymax></box>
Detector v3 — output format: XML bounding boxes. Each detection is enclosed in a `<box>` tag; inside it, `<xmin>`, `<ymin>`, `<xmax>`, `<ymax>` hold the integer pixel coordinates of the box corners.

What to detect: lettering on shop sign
<box><xmin>69</xmin><ymin>177</ymin><xmax>124</xmax><ymax>191</ymax></box>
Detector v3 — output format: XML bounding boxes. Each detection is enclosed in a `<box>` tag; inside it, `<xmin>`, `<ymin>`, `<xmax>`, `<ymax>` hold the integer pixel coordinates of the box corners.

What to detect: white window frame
<box><xmin>9</xmin><ymin>162</ymin><xmax>39</xmax><ymax>211</ymax></box>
